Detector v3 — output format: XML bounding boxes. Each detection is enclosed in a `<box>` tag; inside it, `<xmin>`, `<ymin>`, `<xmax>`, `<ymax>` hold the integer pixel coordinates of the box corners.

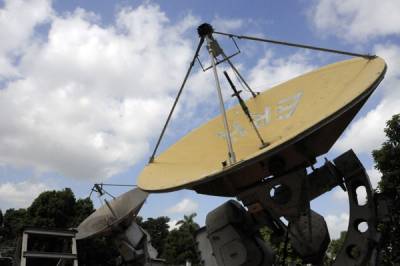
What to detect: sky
<box><xmin>0</xmin><ymin>0</ymin><xmax>400</xmax><ymax>239</ymax></box>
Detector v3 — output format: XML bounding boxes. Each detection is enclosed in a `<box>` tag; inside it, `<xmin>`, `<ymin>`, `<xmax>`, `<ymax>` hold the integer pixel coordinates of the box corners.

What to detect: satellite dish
<box><xmin>76</xmin><ymin>188</ymin><xmax>148</xmax><ymax>240</ymax></box>
<box><xmin>134</xmin><ymin>24</ymin><xmax>388</xmax><ymax>265</ymax></box>
<box><xmin>77</xmin><ymin>188</ymin><xmax>164</xmax><ymax>265</ymax></box>
<box><xmin>138</xmin><ymin>56</ymin><xmax>386</xmax><ymax>196</ymax></box>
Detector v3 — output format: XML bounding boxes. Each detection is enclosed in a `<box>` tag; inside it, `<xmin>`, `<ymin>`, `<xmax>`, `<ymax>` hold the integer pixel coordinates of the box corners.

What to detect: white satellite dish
<box><xmin>77</xmin><ymin>188</ymin><xmax>164</xmax><ymax>266</ymax></box>
<box><xmin>76</xmin><ymin>188</ymin><xmax>148</xmax><ymax>240</ymax></box>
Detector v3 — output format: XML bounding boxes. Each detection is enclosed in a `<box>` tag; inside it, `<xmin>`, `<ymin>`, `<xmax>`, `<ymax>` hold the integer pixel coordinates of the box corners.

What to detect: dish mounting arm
<box><xmin>148</xmin><ymin>36</ymin><xmax>205</xmax><ymax>163</ymax></box>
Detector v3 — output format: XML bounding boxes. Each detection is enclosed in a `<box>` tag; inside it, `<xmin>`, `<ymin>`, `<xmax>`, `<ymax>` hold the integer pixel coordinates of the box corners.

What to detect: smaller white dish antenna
<box><xmin>76</xmin><ymin>188</ymin><xmax>148</xmax><ymax>240</ymax></box>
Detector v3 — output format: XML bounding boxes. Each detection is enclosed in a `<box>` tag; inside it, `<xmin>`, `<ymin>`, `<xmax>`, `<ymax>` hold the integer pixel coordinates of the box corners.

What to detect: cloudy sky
<box><xmin>0</xmin><ymin>0</ymin><xmax>399</xmax><ymax>239</ymax></box>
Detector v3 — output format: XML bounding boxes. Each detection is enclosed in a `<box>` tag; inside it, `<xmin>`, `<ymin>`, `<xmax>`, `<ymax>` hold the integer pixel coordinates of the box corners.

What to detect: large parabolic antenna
<box><xmin>135</xmin><ymin>24</ymin><xmax>390</xmax><ymax>265</ymax></box>
<box><xmin>138</xmin><ymin>56</ymin><xmax>386</xmax><ymax>196</ymax></box>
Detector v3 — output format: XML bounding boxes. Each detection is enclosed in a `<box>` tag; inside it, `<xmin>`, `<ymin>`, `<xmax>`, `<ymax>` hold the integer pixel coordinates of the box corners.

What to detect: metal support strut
<box><xmin>220</xmin><ymin>51</ymin><xmax>258</xmax><ymax>98</ymax></box>
<box><xmin>205</xmin><ymin>33</ymin><xmax>237</xmax><ymax>165</ymax></box>
<box><xmin>223</xmin><ymin>71</ymin><xmax>268</xmax><ymax>148</ymax></box>
<box><xmin>148</xmin><ymin>36</ymin><xmax>205</xmax><ymax>163</ymax></box>
<box><xmin>213</xmin><ymin>31</ymin><xmax>375</xmax><ymax>59</ymax></box>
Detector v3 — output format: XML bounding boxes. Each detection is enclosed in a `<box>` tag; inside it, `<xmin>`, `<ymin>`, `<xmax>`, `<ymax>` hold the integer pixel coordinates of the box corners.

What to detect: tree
<box><xmin>138</xmin><ymin>216</ymin><xmax>170</xmax><ymax>256</ymax></box>
<box><xmin>0</xmin><ymin>187</ymin><xmax>120</xmax><ymax>266</ymax></box>
<box><xmin>0</xmin><ymin>208</ymin><xmax>28</xmax><ymax>258</ymax></box>
<box><xmin>162</xmin><ymin>213</ymin><xmax>201</xmax><ymax>265</ymax></box>
<box><xmin>177</xmin><ymin>213</ymin><xmax>198</xmax><ymax>235</ymax></box>
<box><xmin>72</xmin><ymin>197</ymin><xmax>96</xmax><ymax>226</ymax></box>
<box><xmin>260</xmin><ymin>226</ymin><xmax>302</xmax><ymax>265</ymax></box>
<box><xmin>3</xmin><ymin>208</ymin><xmax>28</xmax><ymax>240</ymax></box>
<box><xmin>27</xmin><ymin>188</ymin><xmax>76</xmax><ymax>228</ymax></box>
<box><xmin>77</xmin><ymin>237</ymin><xmax>118</xmax><ymax>266</ymax></box>
<box><xmin>373</xmin><ymin>113</ymin><xmax>400</xmax><ymax>264</ymax></box>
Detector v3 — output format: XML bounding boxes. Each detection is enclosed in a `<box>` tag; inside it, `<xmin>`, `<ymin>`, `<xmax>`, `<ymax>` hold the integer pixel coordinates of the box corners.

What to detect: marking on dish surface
<box><xmin>277</xmin><ymin>91</ymin><xmax>303</xmax><ymax>120</ymax></box>
<box><xmin>216</xmin><ymin>91</ymin><xmax>303</xmax><ymax>142</ymax></box>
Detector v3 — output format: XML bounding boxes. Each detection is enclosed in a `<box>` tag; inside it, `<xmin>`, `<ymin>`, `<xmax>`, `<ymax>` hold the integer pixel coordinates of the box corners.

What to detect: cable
<box><xmin>98</xmin><ymin>183</ymin><xmax>137</xmax><ymax>187</ymax></box>
<box><xmin>214</xmin><ymin>31</ymin><xmax>375</xmax><ymax>59</ymax></box>
<box><xmin>232</xmin><ymin>68</ymin><xmax>252</xmax><ymax>94</ymax></box>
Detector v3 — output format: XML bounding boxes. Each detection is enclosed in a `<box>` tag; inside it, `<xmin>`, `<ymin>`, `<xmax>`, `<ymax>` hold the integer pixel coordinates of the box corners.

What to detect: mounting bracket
<box><xmin>197</xmin><ymin>150</ymin><xmax>389</xmax><ymax>265</ymax></box>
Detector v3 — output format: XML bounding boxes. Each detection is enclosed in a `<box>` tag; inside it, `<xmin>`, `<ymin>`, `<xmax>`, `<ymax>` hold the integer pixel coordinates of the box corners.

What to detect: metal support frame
<box><xmin>20</xmin><ymin>227</ymin><xmax>78</xmax><ymax>266</ymax></box>
<box><xmin>197</xmin><ymin>150</ymin><xmax>388</xmax><ymax>265</ymax></box>
<box><xmin>332</xmin><ymin>151</ymin><xmax>381</xmax><ymax>265</ymax></box>
<box><xmin>148</xmin><ymin>22</ymin><xmax>376</xmax><ymax>166</ymax></box>
<box><xmin>239</xmin><ymin>150</ymin><xmax>385</xmax><ymax>265</ymax></box>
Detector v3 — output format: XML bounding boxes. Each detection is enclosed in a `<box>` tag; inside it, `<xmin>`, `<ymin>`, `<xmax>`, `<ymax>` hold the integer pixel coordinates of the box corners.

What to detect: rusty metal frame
<box><xmin>235</xmin><ymin>150</ymin><xmax>386</xmax><ymax>265</ymax></box>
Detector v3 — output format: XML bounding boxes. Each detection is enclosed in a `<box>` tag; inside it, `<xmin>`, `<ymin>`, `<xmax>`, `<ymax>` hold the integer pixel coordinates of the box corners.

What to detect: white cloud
<box><xmin>248</xmin><ymin>51</ymin><xmax>316</xmax><ymax>90</ymax></box>
<box><xmin>167</xmin><ymin>219</ymin><xmax>181</xmax><ymax>231</ymax></box>
<box><xmin>0</xmin><ymin>3</ymin><xmax>204</xmax><ymax>180</ymax></box>
<box><xmin>367</xmin><ymin>167</ymin><xmax>381</xmax><ymax>189</ymax></box>
<box><xmin>309</xmin><ymin>0</ymin><xmax>400</xmax><ymax>42</ymax></box>
<box><xmin>333</xmin><ymin>99</ymin><xmax>400</xmax><ymax>154</ymax></box>
<box><xmin>0</xmin><ymin>180</ymin><xmax>50</xmax><ymax>209</ymax></box>
<box><xmin>212</xmin><ymin>16</ymin><xmax>243</xmax><ymax>32</ymax></box>
<box><xmin>332</xmin><ymin>187</ymin><xmax>347</xmax><ymax>201</ymax></box>
<box><xmin>167</xmin><ymin>198</ymin><xmax>199</xmax><ymax>215</ymax></box>
<box><xmin>0</xmin><ymin>0</ymin><xmax>52</xmax><ymax>78</ymax></box>
<box><xmin>325</xmin><ymin>212</ymin><xmax>349</xmax><ymax>239</ymax></box>
<box><xmin>333</xmin><ymin>44</ymin><xmax>400</xmax><ymax>155</ymax></box>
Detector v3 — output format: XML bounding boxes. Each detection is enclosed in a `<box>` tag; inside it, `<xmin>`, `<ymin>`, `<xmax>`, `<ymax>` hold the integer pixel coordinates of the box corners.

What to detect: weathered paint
<box><xmin>138</xmin><ymin>57</ymin><xmax>386</xmax><ymax>192</ymax></box>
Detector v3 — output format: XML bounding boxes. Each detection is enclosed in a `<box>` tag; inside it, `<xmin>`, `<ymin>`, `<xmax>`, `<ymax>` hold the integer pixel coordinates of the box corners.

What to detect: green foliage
<box><xmin>259</xmin><ymin>227</ymin><xmax>302</xmax><ymax>265</ymax></box>
<box><xmin>27</xmin><ymin>188</ymin><xmax>76</xmax><ymax>228</ymax></box>
<box><xmin>3</xmin><ymin>208</ymin><xmax>28</xmax><ymax>240</ymax></box>
<box><xmin>325</xmin><ymin>231</ymin><xmax>346</xmax><ymax>265</ymax></box>
<box><xmin>138</xmin><ymin>216</ymin><xmax>170</xmax><ymax>256</ymax></box>
<box><xmin>162</xmin><ymin>213</ymin><xmax>201</xmax><ymax>265</ymax></box>
<box><xmin>72</xmin><ymin>197</ymin><xmax>95</xmax><ymax>226</ymax></box>
<box><xmin>373</xmin><ymin>113</ymin><xmax>400</xmax><ymax>264</ymax></box>
<box><xmin>176</xmin><ymin>214</ymin><xmax>199</xmax><ymax>235</ymax></box>
<box><xmin>0</xmin><ymin>188</ymin><xmax>120</xmax><ymax>266</ymax></box>
<box><xmin>77</xmin><ymin>237</ymin><xmax>118</xmax><ymax>266</ymax></box>
<box><xmin>1</xmin><ymin>208</ymin><xmax>28</xmax><ymax>258</ymax></box>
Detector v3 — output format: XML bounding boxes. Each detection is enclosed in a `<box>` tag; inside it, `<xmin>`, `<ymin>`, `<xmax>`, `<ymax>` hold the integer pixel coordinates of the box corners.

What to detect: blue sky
<box><xmin>0</xmin><ymin>0</ymin><xmax>400</xmax><ymax>238</ymax></box>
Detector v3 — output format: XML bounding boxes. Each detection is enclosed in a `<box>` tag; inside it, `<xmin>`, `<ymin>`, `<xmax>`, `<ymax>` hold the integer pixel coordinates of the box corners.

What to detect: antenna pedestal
<box><xmin>115</xmin><ymin>221</ymin><xmax>163</xmax><ymax>266</ymax></box>
<box><xmin>197</xmin><ymin>150</ymin><xmax>389</xmax><ymax>265</ymax></box>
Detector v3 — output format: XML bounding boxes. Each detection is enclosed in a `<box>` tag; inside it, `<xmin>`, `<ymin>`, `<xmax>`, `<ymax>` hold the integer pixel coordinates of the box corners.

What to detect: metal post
<box><xmin>104</xmin><ymin>199</ymin><xmax>118</xmax><ymax>219</ymax></box>
<box><xmin>206</xmin><ymin>35</ymin><xmax>236</xmax><ymax>165</ymax></box>
<box><xmin>72</xmin><ymin>237</ymin><xmax>78</xmax><ymax>266</ymax></box>
<box><xmin>20</xmin><ymin>233</ymin><xmax>28</xmax><ymax>266</ymax></box>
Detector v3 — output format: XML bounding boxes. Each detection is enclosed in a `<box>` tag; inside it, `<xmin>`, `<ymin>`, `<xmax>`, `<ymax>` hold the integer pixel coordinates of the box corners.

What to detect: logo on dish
<box><xmin>217</xmin><ymin>91</ymin><xmax>303</xmax><ymax>141</ymax></box>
